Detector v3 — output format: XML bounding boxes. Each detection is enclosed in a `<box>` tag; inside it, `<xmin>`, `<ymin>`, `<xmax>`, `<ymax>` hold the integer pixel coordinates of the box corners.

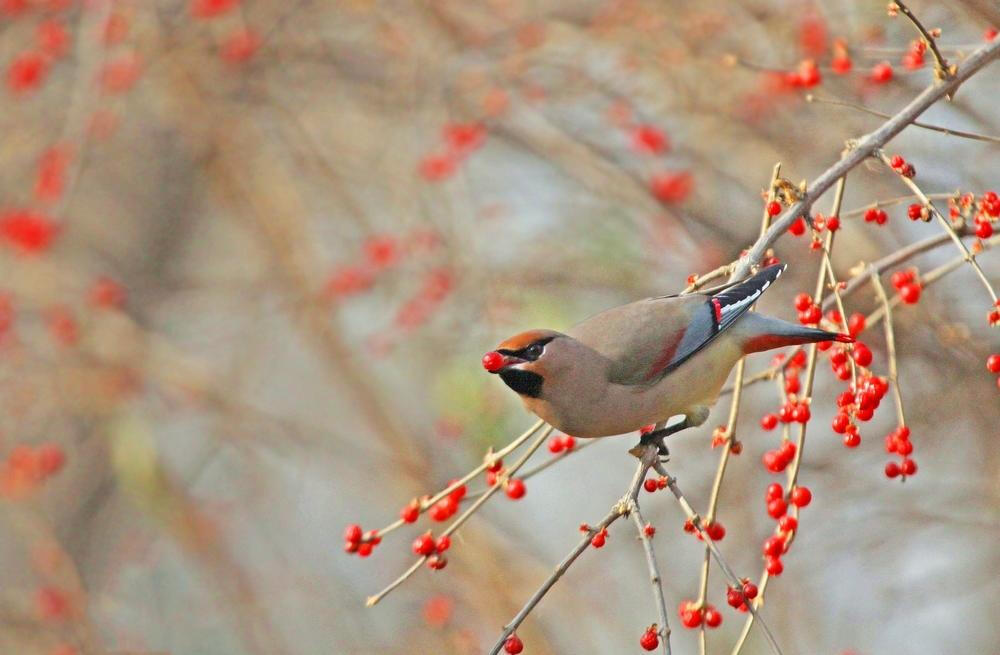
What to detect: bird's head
<box><xmin>482</xmin><ymin>329</ymin><xmax>566</xmax><ymax>398</ymax></box>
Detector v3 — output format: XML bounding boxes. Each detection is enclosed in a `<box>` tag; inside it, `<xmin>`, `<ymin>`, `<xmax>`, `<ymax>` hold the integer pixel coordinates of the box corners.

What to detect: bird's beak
<box><xmin>482</xmin><ymin>350</ymin><xmax>524</xmax><ymax>373</ymax></box>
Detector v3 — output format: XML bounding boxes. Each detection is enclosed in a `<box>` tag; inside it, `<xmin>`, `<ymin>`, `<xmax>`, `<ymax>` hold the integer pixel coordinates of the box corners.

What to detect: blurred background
<box><xmin>0</xmin><ymin>1</ymin><xmax>998</xmax><ymax>654</ymax></box>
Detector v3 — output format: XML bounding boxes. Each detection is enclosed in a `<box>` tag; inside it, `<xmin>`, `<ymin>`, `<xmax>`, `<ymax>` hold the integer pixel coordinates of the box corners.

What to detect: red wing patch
<box><xmin>644</xmin><ymin>328</ymin><xmax>685</xmax><ymax>381</ymax></box>
<box><xmin>711</xmin><ymin>297</ymin><xmax>723</xmax><ymax>324</ymax></box>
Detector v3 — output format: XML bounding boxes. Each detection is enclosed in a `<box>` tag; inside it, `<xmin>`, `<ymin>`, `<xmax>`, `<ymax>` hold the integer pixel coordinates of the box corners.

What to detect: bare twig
<box><xmin>868</xmin><ymin>270</ymin><xmax>907</xmax><ymax>427</ymax></box>
<box><xmin>487</xmin><ymin>444</ymin><xmax>661</xmax><ymax>655</ymax></box>
<box><xmin>806</xmin><ymin>95</ymin><xmax>1000</xmax><ymax>144</ymax></box>
<box><xmin>875</xmin><ymin>150</ymin><xmax>998</xmax><ymax>303</ymax></box>
<box><xmin>630</xmin><ymin>504</ymin><xmax>672</xmax><ymax>655</ymax></box>
<box><xmin>892</xmin><ymin>0</ymin><xmax>954</xmax><ymax>82</ymax></box>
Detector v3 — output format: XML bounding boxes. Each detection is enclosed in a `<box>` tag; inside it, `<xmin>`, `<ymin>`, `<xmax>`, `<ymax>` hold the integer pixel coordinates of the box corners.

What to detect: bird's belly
<box><xmin>555</xmin><ymin>338</ymin><xmax>743</xmax><ymax>438</ymax></box>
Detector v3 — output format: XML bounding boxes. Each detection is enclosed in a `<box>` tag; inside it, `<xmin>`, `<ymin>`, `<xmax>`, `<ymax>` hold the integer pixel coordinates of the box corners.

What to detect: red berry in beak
<box><xmin>482</xmin><ymin>351</ymin><xmax>505</xmax><ymax>372</ymax></box>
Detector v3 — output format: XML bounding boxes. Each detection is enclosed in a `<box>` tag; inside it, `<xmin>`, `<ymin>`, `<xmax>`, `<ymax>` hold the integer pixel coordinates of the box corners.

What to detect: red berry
<box><xmin>901</xmin><ymin>459</ymin><xmax>917</xmax><ymax>476</ymax></box>
<box><xmin>704</xmin><ymin>606</ymin><xmax>722</xmax><ymax>628</ymax></box>
<box><xmin>765</xmin><ymin>556</ymin><xmax>784</xmax><ymax>575</ymax></box>
<box><xmin>412</xmin><ymin>533</ymin><xmax>435</xmax><ymax>556</ymax></box>
<box><xmin>548</xmin><ymin>437</ymin><xmax>565</xmax><ymax>454</ymax></box>
<box><xmin>344</xmin><ymin>541</ymin><xmax>359</xmax><ymax>554</ymax></box>
<box><xmin>640</xmin><ymin>627</ymin><xmax>659</xmax><ymax>651</ymax></box>
<box><xmin>831</xmin><ymin>413</ymin><xmax>850</xmax><ymax>434</ymax></box>
<box><xmin>899</xmin><ymin>283</ymin><xmax>922</xmax><ymax>304</ymax></box>
<box><xmin>852</xmin><ymin>342</ymin><xmax>872</xmax><ymax>367</ymax></box>
<box><xmin>767</xmin><ymin>498</ymin><xmax>788</xmax><ymax>519</ymax></box>
<box><xmin>743</xmin><ymin>582</ymin><xmax>759</xmax><ymax>599</ymax></box>
<box><xmin>907</xmin><ymin>203</ymin><xmax>923</xmax><ymax>220</ymax></box>
<box><xmin>435</xmin><ymin>535</ymin><xmax>451</xmax><ymax>553</ymax></box>
<box><xmin>779</xmin><ymin>440</ymin><xmax>797</xmax><ymax>462</ymax></box>
<box><xmin>762</xmin><ymin>450</ymin><xmax>784</xmax><ymax>473</ymax></box>
<box><xmin>643</xmin><ymin>523</ymin><xmax>656</xmax><ymax>538</ymax></box>
<box><xmin>644</xmin><ymin>478</ymin><xmax>658</xmax><ymax>493</ymax></box>
<box><xmin>486</xmin><ymin>458</ymin><xmax>503</xmax><ymax>473</ymax></box>
<box><xmin>504</xmin><ymin>635</ymin><xmax>524</xmax><ymax>654</ymax></box>
<box><xmin>427</xmin><ymin>554</ymin><xmax>447</xmax><ymax>569</ymax></box>
<box><xmin>482</xmin><ymin>351</ymin><xmax>505</xmax><ymax>372</ymax></box>
<box><xmin>788</xmin><ymin>217</ymin><xmax>807</xmax><ymax>236</ymax></box>
<box><xmin>591</xmin><ymin>529</ymin><xmax>607</xmax><ymax>548</ymax></box>
<box><xmin>885</xmin><ymin>461</ymin><xmax>901</xmax><ymax>478</ymax></box>
<box><xmin>706</xmin><ymin>521</ymin><xmax>726</xmax><ymax>541</ymax></box>
<box><xmin>826</xmin><ymin>215</ymin><xmax>840</xmax><ymax>231</ymax></box>
<box><xmin>800</xmin><ymin>304</ymin><xmax>821</xmax><ymax>324</ymax></box>
<box><xmin>727</xmin><ymin>587</ymin><xmax>743</xmax><ymax>608</ymax></box>
<box><xmin>864</xmin><ymin>208</ymin><xmax>879</xmax><ymax>223</ymax></box>
<box><xmin>848</xmin><ymin>313</ymin><xmax>866</xmax><ymax>336</ymax></box>
<box><xmin>790</xmin><ymin>486</ymin><xmax>812</xmax><ymax>507</ymax></box>
<box><xmin>766</xmin><ymin>483</ymin><xmax>783</xmax><ymax>502</ymax></box>
<box><xmin>778</xmin><ymin>515</ymin><xmax>797</xmax><ymax>533</ymax></box>
<box><xmin>344</xmin><ymin>524</ymin><xmax>362</xmax><ymax>543</ymax></box>
<box><xmin>890</xmin><ymin>155</ymin><xmax>905</xmax><ymax>169</ymax></box>
<box><xmin>7</xmin><ymin>51</ymin><xmax>48</xmax><ymax>94</ymax></box>
<box><xmin>763</xmin><ymin>535</ymin><xmax>785</xmax><ymax>557</ymax></box>
<box><xmin>843</xmin><ymin>431</ymin><xmax>861</xmax><ymax>448</ymax></box>
<box><xmin>871</xmin><ymin>61</ymin><xmax>893</xmax><ymax>83</ymax></box>
<box><xmin>560</xmin><ymin>435</ymin><xmax>576</xmax><ymax>451</ymax></box>
<box><xmin>760</xmin><ymin>413</ymin><xmax>778</xmax><ymax>430</ymax></box>
<box><xmin>767</xmin><ymin>201</ymin><xmax>782</xmax><ymax>216</ymax></box>
<box><xmin>357</xmin><ymin>542</ymin><xmax>373</xmax><ymax>557</ymax></box>
<box><xmin>976</xmin><ymin>220</ymin><xmax>994</xmax><ymax>239</ymax></box>
<box><xmin>400</xmin><ymin>503</ymin><xmax>419</xmax><ymax>523</ymax></box>
<box><xmin>987</xmin><ymin>354</ymin><xmax>1000</xmax><ymax>373</ymax></box>
<box><xmin>505</xmin><ymin>478</ymin><xmax>526</xmax><ymax>499</ymax></box>
<box><xmin>679</xmin><ymin>602</ymin><xmax>702</xmax><ymax>628</ymax></box>
<box><xmin>793</xmin><ymin>293</ymin><xmax>812</xmax><ymax>312</ymax></box>
<box><xmin>831</xmin><ymin>55</ymin><xmax>852</xmax><ymax>74</ymax></box>
<box><xmin>791</xmin><ymin>403</ymin><xmax>811</xmax><ymax>424</ymax></box>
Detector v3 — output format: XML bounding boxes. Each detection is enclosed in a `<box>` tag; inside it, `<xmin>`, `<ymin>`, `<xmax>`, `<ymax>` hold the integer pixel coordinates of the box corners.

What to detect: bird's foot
<box><xmin>629</xmin><ymin>429</ymin><xmax>670</xmax><ymax>461</ymax></box>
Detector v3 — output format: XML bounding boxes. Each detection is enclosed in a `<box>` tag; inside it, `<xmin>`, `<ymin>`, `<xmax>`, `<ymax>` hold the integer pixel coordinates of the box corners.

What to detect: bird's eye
<box><xmin>524</xmin><ymin>343</ymin><xmax>544</xmax><ymax>360</ymax></box>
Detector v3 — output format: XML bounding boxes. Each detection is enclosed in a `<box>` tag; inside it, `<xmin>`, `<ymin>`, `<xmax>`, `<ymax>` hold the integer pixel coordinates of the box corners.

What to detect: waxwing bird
<box><xmin>482</xmin><ymin>265</ymin><xmax>852</xmax><ymax>446</ymax></box>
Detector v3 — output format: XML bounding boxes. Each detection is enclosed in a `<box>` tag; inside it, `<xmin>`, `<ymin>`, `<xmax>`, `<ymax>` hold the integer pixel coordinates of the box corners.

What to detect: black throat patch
<box><xmin>498</xmin><ymin>369</ymin><xmax>544</xmax><ymax>398</ymax></box>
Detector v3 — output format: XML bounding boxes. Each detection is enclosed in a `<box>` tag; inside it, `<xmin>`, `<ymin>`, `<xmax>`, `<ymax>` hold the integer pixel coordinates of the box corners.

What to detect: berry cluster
<box><xmin>901</xmin><ymin>39</ymin><xmax>926</xmax><ymax>70</ymax></box>
<box><xmin>883</xmin><ymin>426</ymin><xmax>918</xmax><ymax>479</ymax></box>
<box><xmin>412</xmin><ymin>531</ymin><xmax>451</xmax><ymax>570</ymax></box>
<box><xmin>547</xmin><ymin>434</ymin><xmax>577</xmax><ymax>454</ymax></box>
<box><xmin>343</xmin><ymin>524</ymin><xmax>382</xmax><ymax>558</ymax></box>
<box><xmin>888</xmin><ymin>153</ymin><xmax>916</xmax><ymax>178</ymax></box>
<box><xmin>682</xmin><ymin>518</ymin><xmax>726</xmax><ymax>541</ymax></box>
<box><xmin>864</xmin><ymin>207</ymin><xmax>889</xmax><ymax>226</ymax></box>
<box><xmin>418</xmin><ymin>122</ymin><xmax>487</xmax><ymax>182</ymax></box>
<box><xmin>678</xmin><ymin>600</ymin><xmax>722</xmax><ymax>629</ymax></box>
<box><xmin>0</xmin><ymin>443</ymin><xmax>66</xmax><ymax>499</ymax></box>
<box><xmin>725</xmin><ymin>579</ymin><xmax>760</xmax><ymax>612</ymax></box>
<box><xmin>889</xmin><ymin>268</ymin><xmax>922</xmax><ymax>304</ymax></box>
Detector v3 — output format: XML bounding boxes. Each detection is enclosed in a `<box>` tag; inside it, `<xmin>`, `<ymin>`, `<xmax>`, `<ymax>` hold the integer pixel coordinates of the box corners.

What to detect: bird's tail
<box><xmin>738</xmin><ymin>313</ymin><xmax>853</xmax><ymax>354</ymax></box>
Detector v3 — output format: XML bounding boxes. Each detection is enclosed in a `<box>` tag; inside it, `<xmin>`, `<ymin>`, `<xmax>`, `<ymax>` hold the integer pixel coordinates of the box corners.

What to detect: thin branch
<box><xmin>730</xmin><ymin>36</ymin><xmax>1000</xmax><ymax>282</ymax></box>
<box><xmin>366</xmin><ymin>426</ymin><xmax>553</xmax><ymax>606</ymax></box>
<box><xmin>892</xmin><ymin>0</ymin><xmax>954</xmax><ymax>82</ymax></box>
<box><xmin>487</xmin><ymin>444</ymin><xmax>662</xmax><ymax>655</ymax></box>
<box><xmin>372</xmin><ymin>419</ymin><xmax>545</xmax><ymax>540</ymax></box>
<box><xmin>631</xmin><ymin>504</ymin><xmax>672</xmax><ymax>655</ymax></box>
<box><xmin>656</xmin><ymin>467</ymin><xmax>784</xmax><ymax>655</ymax></box>
<box><xmin>875</xmin><ymin>150</ymin><xmax>998</xmax><ymax>303</ymax></box>
<box><xmin>868</xmin><ymin>270</ymin><xmax>907</xmax><ymax>428</ymax></box>
<box><xmin>806</xmin><ymin>94</ymin><xmax>1000</xmax><ymax>144</ymax></box>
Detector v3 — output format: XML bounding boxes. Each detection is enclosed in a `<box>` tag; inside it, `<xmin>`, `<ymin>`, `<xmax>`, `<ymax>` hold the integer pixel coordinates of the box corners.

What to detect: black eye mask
<box><xmin>497</xmin><ymin>336</ymin><xmax>556</xmax><ymax>362</ymax></box>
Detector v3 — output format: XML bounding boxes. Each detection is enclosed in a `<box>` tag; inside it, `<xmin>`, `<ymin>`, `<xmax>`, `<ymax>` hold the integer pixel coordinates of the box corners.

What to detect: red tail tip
<box><xmin>834</xmin><ymin>333</ymin><xmax>855</xmax><ymax>343</ymax></box>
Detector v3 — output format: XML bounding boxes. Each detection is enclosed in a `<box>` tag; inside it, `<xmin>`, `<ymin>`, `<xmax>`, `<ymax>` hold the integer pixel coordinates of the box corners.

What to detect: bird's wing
<box><xmin>569</xmin><ymin>265</ymin><xmax>785</xmax><ymax>386</ymax></box>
